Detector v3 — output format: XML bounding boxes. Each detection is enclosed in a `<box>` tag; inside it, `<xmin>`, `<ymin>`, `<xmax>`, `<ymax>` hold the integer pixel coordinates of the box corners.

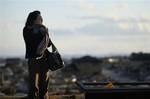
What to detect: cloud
<box><xmin>78</xmin><ymin>0</ymin><xmax>99</xmax><ymax>16</ymax></box>
<box><xmin>53</xmin><ymin>33</ymin><xmax>150</xmax><ymax>56</ymax></box>
<box><xmin>118</xmin><ymin>22</ymin><xmax>131</xmax><ymax>30</ymax></box>
<box><xmin>75</xmin><ymin>20</ymin><xmax>150</xmax><ymax>37</ymax></box>
<box><xmin>65</xmin><ymin>0</ymin><xmax>99</xmax><ymax>16</ymax></box>
<box><xmin>72</xmin><ymin>0</ymin><xmax>150</xmax><ymax>33</ymax></box>
<box><xmin>137</xmin><ymin>22</ymin><xmax>150</xmax><ymax>32</ymax></box>
<box><xmin>80</xmin><ymin>14</ymin><xmax>150</xmax><ymax>34</ymax></box>
<box><xmin>63</xmin><ymin>0</ymin><xmax>150</xmax><ymax>34</ymax></box>
<box><xmin>1</xmin><ymin>0</ymin><xmax>150</xmax><ymax>56</ymax></box>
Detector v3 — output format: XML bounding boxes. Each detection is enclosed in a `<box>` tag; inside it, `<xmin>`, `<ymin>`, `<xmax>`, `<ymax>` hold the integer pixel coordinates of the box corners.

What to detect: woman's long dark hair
<box><xmin>25</xmin><ymin>10</ymin><xmax>41</xmax><ymax>27</ymax></box>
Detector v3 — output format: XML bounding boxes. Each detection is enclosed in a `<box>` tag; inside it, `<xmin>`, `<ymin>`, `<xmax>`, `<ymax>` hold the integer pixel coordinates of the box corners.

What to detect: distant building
<box><xmin>0</xmin><ymin>59</ymin><xmax>6</xmax><ymax>67</ymax></box>
<box><xmin>107</xmin><ymin>58</ymin><xmax>119</xmax><ymax>63</ymax></box>
<box><xmin>0</xmin><ymin>72</ymin><xmax>4</xmax><ymax>86</ymax></box>
<box><xmin>130</xmin><ymin>52</ymin><xmax>150</xmax><ymax>61</ymax></box>
<box><xmin>5</xmin><ymin>58</ymin><xmax>21</xmax><ymax>66</ymax></box>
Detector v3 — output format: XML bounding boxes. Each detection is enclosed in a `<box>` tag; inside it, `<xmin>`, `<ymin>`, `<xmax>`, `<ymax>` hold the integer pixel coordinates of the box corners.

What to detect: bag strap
<box><xmin>47</xmin><ymin>35</ymin><xmax>58</xmax><ymax>53</ymax></box>
<box><xmin>51</xmin><ymin>42</ymin><xmax>58</xmax><ymax>53</ymax></box>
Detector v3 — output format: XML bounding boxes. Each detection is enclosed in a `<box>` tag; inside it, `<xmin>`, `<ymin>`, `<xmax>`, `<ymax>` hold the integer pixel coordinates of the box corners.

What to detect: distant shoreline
<box><xmin>0</xmin><ymin>53</ymin><xmax>130</xmax><ymax>59</ymax></box>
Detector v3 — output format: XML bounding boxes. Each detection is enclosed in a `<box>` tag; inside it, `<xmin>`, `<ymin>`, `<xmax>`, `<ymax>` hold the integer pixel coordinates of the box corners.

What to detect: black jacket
<box><xmin>23</xmin><ymin>24</ymin><xmax>51</xmax><ymax>59</ymax></box>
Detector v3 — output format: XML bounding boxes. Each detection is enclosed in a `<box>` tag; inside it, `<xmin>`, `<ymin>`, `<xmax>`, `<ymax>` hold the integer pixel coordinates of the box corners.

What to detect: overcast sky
<box><xmin>0</xmin><ymin>0</ymin><xmax>150</xmax><ymax>57</ymax></box>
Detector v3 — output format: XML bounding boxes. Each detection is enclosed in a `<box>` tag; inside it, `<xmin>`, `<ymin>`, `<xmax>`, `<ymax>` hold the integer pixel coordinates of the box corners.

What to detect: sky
<box><xmin>0</xmin><ymin>0</ymin><xmax>150</xmax><ymax>58</ymax></box>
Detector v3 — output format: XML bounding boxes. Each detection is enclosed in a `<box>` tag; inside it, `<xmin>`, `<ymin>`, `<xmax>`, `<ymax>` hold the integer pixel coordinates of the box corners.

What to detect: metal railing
<box><xmin>76</xmin><ymin>81</ymin><xmax>150</xmax><ymax>99</ymax></box>
<box><xmin>76</xmin><ymin>81</ymin><xmax>150</xmax><ymax>93</ymax></box>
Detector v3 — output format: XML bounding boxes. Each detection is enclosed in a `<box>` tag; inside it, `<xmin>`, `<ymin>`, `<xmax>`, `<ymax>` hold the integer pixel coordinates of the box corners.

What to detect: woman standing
<box><xmin>23</xmin><ymin>11</ymin><xmax>51</xmax><ymax>99</ymax></box>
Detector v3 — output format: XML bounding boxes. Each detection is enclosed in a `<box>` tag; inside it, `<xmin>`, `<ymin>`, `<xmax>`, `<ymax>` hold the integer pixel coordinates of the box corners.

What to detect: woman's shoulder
<box><xmin>32</xmin><ymin>24</ymin><xmax>48</xmax><ymax>35</ymax></box>
<box><xmin>23</xmin><ymin>26</ymin><xmax>32</xmax><ymax>35</ymax></box>
<box><xmin>23</xmin><ymin>24</ymin><xmax>48</xmax><ymax>35</ymax></box>
<box><xmin>36</xmin><ymin>24</ymin><xmax>48</xmax><ymax>32</ymax></box>
<box><xmin>32</xmin><ymin>24</ymin><xmax>46</xmax><ymax>29</ymax></box>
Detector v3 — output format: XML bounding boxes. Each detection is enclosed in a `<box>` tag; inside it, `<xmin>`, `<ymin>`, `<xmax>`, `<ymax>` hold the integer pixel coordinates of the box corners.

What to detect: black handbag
<box><xmin>45</xmin><ymin>43</ymin><xmax>65</xmax><ymax>71</ymax></box>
